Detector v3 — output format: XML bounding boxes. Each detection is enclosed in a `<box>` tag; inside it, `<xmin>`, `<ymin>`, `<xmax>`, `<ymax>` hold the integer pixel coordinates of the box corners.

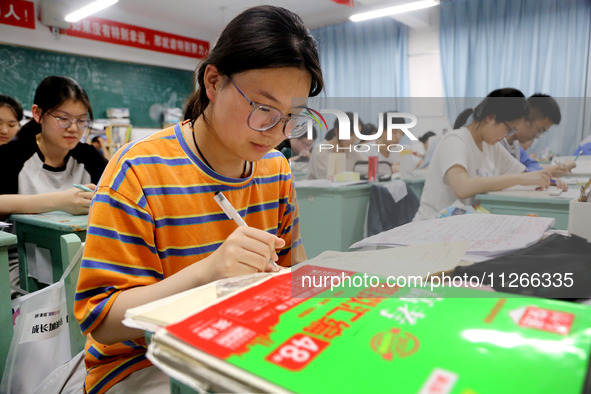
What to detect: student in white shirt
<box><xmin>307</xmin><ymin>112</ymin><xmax>365</xmax><ymax>179</ymax></box>
<box><xmin>414</xmin><ymin>88</ymin><xmax>552</xmax><ymax>220</ymax></box>
<box><xmin>500</xmin><ymin>94</ymin><xmax>574</xmax><ymax>177</ymax></box>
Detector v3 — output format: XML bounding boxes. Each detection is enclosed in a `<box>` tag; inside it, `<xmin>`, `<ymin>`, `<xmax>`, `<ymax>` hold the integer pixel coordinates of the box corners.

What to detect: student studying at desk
<box><xmin>74</xmin><ymin>6</ymin><xmax>323</xmax><ymax>393</ymax></box>
<box><xmin>413</xmin><ymin>88</ymin><xmax>552</xmax><ymax>220</ymax></box>
<box><xmin>0</xmin><ymin>76</ymin><xmax>107</xmax><ymax>216</ymax></box>
<box><xmin>0</xmin><ymin>94</ymin><xmax>23</xmax><ymax>146</ymax></box>
<box><xmin>500</xmin><ymin>93</ymin><xmax>574</xmax><ymax>180</ymax></box>
<box><xmin>0</xmin><ymin>76</ymin><xmax>107</xmax><ymax>298</ymax></box>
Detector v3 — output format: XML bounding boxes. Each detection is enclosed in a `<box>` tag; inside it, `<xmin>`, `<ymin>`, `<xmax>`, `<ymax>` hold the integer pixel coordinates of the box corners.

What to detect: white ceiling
<box><xmin>54</xmin><ymin>0</ymin><xmax>425</xmax><ymax>42</ymax></box>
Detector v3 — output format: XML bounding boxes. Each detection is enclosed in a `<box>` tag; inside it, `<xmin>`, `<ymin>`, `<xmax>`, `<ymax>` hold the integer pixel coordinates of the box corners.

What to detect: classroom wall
<box><xmin>0</xmin><ymin>0</ymin><xmax>212</xmax><ymax>71</ymax></box>
<box><xmin>406</xmin><ymin>8</ymin><xmax>452</xmax><ymax>137</ymax></box>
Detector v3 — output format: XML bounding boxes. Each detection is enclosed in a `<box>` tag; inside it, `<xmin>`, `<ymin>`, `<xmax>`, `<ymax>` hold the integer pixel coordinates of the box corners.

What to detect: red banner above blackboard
<box><xmin>65</xmin><ymin>16</ymin><xmax>209</xmax><ymax>59</ymax></box>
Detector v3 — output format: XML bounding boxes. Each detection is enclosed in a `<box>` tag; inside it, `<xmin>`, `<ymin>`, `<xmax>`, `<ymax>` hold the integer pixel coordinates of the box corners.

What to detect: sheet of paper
<box><xmin>297</xmin><ymin>241</ymin><xmax>469</xmax><ymax>279</ymax></box>
<box><xmin>350</xmin><ymin>214</ymin><xmax>555</xmax><ymax>258</ymax></box>
<box><xmin>25</xmin><ymin>243</ymin><xmax>53</xmax><ymax>285</ymax></box>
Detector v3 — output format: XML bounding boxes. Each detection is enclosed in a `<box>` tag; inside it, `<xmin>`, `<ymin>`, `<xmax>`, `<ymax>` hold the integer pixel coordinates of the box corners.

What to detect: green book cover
<box><xmin>164</xmin><ymin>266</ymin><xmax>591</xmax><ymax>393</ymax></box>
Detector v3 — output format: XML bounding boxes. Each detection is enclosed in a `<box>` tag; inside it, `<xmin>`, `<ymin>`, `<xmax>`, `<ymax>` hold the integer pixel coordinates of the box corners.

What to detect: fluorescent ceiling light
<box><xmin>350</xmin><ymin>0</ymin><xmax>439</xmax><ymax>22</ymax></box>
<box><xmin>65</xmin><ymin>0</ymin><xmax>119</xmax><ymax>22</ymax></box>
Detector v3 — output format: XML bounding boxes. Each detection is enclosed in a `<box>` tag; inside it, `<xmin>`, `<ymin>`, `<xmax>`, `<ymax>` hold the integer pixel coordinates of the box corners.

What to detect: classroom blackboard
<box><xmin>0</xmin><ymin>44</ymin><xmax>194</xmax><ymax>128</ymax></box>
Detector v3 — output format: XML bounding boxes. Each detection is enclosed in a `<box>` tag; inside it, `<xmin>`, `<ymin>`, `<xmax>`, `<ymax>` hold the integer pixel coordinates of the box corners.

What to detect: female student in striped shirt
<box><xmin>414</xmin><ymin>88</ymin><xmax>552</xmax><ymax>220</ymax></box>
<box><xmin>75</xmin><ymin>6</ymin><xmax>324</xmax><ymax>394</ymax></box>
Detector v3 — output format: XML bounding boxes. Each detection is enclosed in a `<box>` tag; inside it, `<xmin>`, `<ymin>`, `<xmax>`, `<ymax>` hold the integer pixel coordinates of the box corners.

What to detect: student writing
<box><xmin>0</xmin><ymin>76</ymin><xmax>107</xmax><ymax>216</ymax></box>
<box><xmin>0</xmin><ymin>94</ymin><xmax>23</xmax><ymax>146</ymax></box>
<box><xmin>74</xmin><ymin>6</ymin><xmax>323</xmax><ymax>393</ymax></box>
<box><xmin>414</xmin><ymin>88</ymin><xmax>551</xmax><ymax>220</ymax></box>
<box><xmin>500</xmin><ymin>94</ymin><xmax>573</xmax><ymax>178</ymax></box>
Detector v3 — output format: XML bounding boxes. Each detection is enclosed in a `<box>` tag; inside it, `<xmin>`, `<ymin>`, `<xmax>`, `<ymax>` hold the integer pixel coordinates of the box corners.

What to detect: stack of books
<box><xmin>128</xmin><ymin>264</ymin><xmax>591</xmax><ymax>393</ymax></box>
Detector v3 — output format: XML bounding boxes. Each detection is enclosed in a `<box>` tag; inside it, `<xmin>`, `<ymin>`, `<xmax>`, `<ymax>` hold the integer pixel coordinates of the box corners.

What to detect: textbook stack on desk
<box><xmin>147</xmin><ymin>267</ymin><xmax>591</xmax><ymax>394</ymax></box>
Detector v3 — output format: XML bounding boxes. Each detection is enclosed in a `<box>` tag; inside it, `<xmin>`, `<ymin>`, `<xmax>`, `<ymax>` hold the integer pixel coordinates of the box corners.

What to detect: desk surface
<box><xmin>0</xmin><ymin>230</ymin><xmax>17</xmax><ymax>247</ymax></box>
<box><xmin>476</xmin><ymin>193</ymin><xmax>571</xmax><ymax>205</ymax></box>
<box><xmin>476</xmin><ymin>193</ymin><xmax>570</xmax><ymax>230</ymax></box>
<box><xmin>10</xmin><ymin>211</ymin><xmax>88</xmax><ymax>232</ymax></box>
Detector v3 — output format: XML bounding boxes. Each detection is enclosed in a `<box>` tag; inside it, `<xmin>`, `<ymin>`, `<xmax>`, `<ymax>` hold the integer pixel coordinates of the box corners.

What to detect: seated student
<box><xmin>0</xmin><ymin>94</ymin><xmax>23</xmax><ymax>145</ymax></box>
<box><xmin>0</xmin><ymin>76</ymin><xmax>108</xmax><ymax>216</ymax></box>
<box><xmin>288</xmin><ymin>126</ymin><xmax>317</xmax><ymax>174</ymax></box>
<box><xmin>91</xmin><ymin>135</ymin><xmax>108</xmax><ymax>158</ymax></box>
<box><xmin>307</xmin><ymin>112</ymin><xmax>365</xmax><ymax>179</ymax></box>
<box><xmin>414</xmin><ymin>88</ymin><xmax>552</xmax><ymax>221</ymax></box>
<box><xmin>0</xmin><ymin>77</ymin><xmax>107</xmax><ymax>298</ymax></box>
<box><xmin>500</xmin><ymin>94</ymin><xmax>574</xmax><ymax>177</ymax></box>
<box><xmin>418</xmin><ymin>131</ymin><xmax>436</xmax><ymax>158</ymax></box>
<box><xmin>74</xmin><ymin>6</ymin><xmax>323</xmax><ymax>393</ymax></box>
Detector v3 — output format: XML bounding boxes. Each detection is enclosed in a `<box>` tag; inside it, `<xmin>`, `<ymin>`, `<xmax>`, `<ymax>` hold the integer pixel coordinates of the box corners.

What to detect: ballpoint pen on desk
<box><xmin>73</xmin><ymin>184</ymin><xmax>94</xmax><ymax>192</ymax></box>
<box><xmin>213</xmin><ymin>191</ymin><xmax>280</xmax><ymax>272</ymax></box>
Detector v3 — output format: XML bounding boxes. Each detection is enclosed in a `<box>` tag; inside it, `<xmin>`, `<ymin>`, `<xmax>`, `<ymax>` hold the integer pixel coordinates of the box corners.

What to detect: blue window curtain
<box><xmin>311</xmin><ymin>19</ymin><xmax>409</xmax><ymax>98</ymax></box>
<box><xmin>440</xmin><ymin>0</ymin><xmax>591</xmax><ymax>155</ymax></box>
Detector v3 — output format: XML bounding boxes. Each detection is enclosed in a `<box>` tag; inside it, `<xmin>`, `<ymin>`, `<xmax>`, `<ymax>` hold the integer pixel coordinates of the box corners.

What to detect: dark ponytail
<box><xmin>453</xmin><ymin>88</ymin><xmax>528</xmax><ymax>129</ymax></box>
<box><xmin>184</xmin><ymin>5</ymin><xmax>324</xmax><ymax>124</ymax></box>
<box><xmin>453</xmin><ymin>108</ymin><xmax>474</xmax><ymax>129</ymax></box>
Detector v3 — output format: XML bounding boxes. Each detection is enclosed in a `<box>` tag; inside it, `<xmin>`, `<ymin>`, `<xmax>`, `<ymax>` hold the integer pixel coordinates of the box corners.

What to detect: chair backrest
<box><xmin>60</xmin><ymin>234</ymin><xmax>86</xmax><ymax>357</ymax></box>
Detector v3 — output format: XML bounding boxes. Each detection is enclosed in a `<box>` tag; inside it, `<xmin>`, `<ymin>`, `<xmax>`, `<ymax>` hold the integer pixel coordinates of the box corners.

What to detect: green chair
<box><xmin>59</xmin><ymin>234</ymin><xmax>86</xmax><ymax>357</ymax></box>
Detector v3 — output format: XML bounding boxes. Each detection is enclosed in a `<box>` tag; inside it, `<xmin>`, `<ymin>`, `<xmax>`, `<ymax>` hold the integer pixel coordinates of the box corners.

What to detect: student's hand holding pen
<box><xmin>55</xmin><ymin>183</ymin><xmax>97</xmax><ymax>215</ymax></box>
<box><xmin>204</xmin><ymin>226</ymin><xmax>286</xmax><ymax>281</ymax></box>
<box><xmin>549</xmin><ymin>160</ymin><xmax>576</xmax><ymax>177</ymax></box>
<box><xmin>520</xmin><ymin>170</ymin><xmax>551</xmax><ymax>190</ymax></box>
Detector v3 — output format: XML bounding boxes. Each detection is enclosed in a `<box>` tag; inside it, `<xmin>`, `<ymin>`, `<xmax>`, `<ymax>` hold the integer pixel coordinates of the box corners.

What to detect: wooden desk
<box><xmin>296</xmin><ymin>182</ymin><xmax>371</xmax><ymax>259</ymax></box>
<box><xmin>10</xmin><ymin>212</ymin><xmax>88</xmax><ymax>292</ymax></box>
<box><xmin>0</xmin><ymin>231</ymin><xmax>17</xmax><ymax>381</ymax></box>
<box><xmin>475</xmin><ymin>193</ymin><xmax>570</xmax><ymax>230</ymax></box>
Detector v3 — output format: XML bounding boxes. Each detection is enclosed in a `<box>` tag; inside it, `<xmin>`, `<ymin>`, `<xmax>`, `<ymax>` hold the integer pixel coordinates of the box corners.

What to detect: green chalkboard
<box><xmin>0</xmin><ymin>44</ymin><xmax>194</xmax><ymax>128</ymax></box>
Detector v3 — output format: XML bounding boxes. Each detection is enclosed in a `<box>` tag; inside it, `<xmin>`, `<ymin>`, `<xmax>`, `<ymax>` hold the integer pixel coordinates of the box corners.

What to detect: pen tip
<box><xmin>214</xmin><ymin>191</ymin><xmax>220</xmax><ymax>195</ymax></box>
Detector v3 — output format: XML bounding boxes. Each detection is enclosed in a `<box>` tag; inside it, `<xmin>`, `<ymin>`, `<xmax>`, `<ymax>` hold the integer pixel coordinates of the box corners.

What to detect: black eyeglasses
<box><xmin>47</xmin><ymin>112</ymin><xmax>90</xmax><ymax>130</ymax></box>
<box><xmin>229</xmin><ymin>78</ymin><xmax>309</xmax><ymax>139</ymax></box>
<box><xmin>503</xmin><ymin>121</ymin><xmax>518</xmax><ymax>137</ymax></box>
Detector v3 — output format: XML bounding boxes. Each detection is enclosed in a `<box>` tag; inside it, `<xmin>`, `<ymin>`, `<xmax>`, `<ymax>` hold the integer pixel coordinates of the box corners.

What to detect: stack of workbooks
<box><xmin>139</xmin><ymin>265</ymin><xmax>591</xmax><ymax>393</ymax></box>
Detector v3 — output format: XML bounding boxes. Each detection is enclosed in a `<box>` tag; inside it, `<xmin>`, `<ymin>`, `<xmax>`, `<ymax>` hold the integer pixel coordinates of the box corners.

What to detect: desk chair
<box><xmin>0</xmin><ymin>231</ymin><xmax>17</xmax><ymax>381</ymax></box>
<box><xmin>59</xmin><ymin>234</ymin><xmax>86</xmax><ymax>357</ymax></box>
<box><xmin>10</xmin><ymin>212</ymin><xmax>87</xmax><ymax>293</ymax></box>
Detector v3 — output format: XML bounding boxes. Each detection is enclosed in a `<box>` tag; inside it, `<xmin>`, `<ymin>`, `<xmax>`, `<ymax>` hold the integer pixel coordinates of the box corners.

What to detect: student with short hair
<box><xmin>500</xmin><ymin>94</ymin><xmax>574</xmax><ymax>177</ymax></box>
<box><xmin>0</xmin><ymin>76</ymin><xmax>107</xmax><ymax>216</ymax></box>
<box><xmin>75</xmin><ymin>6</ymin><xmax>323</xmax><ymax>393</ymax></box>
<box><xmin>0</xmin><ymin>94</ymin><xmax>23</xmax><ymax>145</ymax></box>
<box><xmin>414</xmin><ymin>88</ymin><xmax>551</xmax><ymax>220</ymax></box>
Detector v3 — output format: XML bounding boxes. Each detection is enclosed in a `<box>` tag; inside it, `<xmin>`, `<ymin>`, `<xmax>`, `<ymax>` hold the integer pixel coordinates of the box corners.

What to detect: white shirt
<box><xmin>414</xmin><ymin>127</ymin><xmax>525</xmax><ymax>220</ymax></box>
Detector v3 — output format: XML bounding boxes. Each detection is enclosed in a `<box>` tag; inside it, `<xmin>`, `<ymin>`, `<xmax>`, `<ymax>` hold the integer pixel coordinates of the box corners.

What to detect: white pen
<box><xmin>214</xmin><ymin>191</ymin><xmax>279</xmax><ymax>272</ymax></box>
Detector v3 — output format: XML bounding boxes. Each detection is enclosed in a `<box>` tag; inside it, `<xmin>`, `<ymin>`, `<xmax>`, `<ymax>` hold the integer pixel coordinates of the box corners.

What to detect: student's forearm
<box><xmin>0</xmin><ymin>193</ymin><xmax>62</xmax><ymax>216</ymax></box>
<box><xmin>450</xmin><ymin>173</ymin><xmax>523</xmax><ymax>199</ymax></box>
<box><xmin>91</xmin><ymin>259</ymin><xmax>216</xmax><ymax>345</ymax></box>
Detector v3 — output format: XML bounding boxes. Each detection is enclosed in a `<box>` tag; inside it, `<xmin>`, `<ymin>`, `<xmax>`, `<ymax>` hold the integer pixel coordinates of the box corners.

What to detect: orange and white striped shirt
<box><xmin>75</xmin><ymin>122</ymin><xmax>301</xmax><ymax>393</ymax></box>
